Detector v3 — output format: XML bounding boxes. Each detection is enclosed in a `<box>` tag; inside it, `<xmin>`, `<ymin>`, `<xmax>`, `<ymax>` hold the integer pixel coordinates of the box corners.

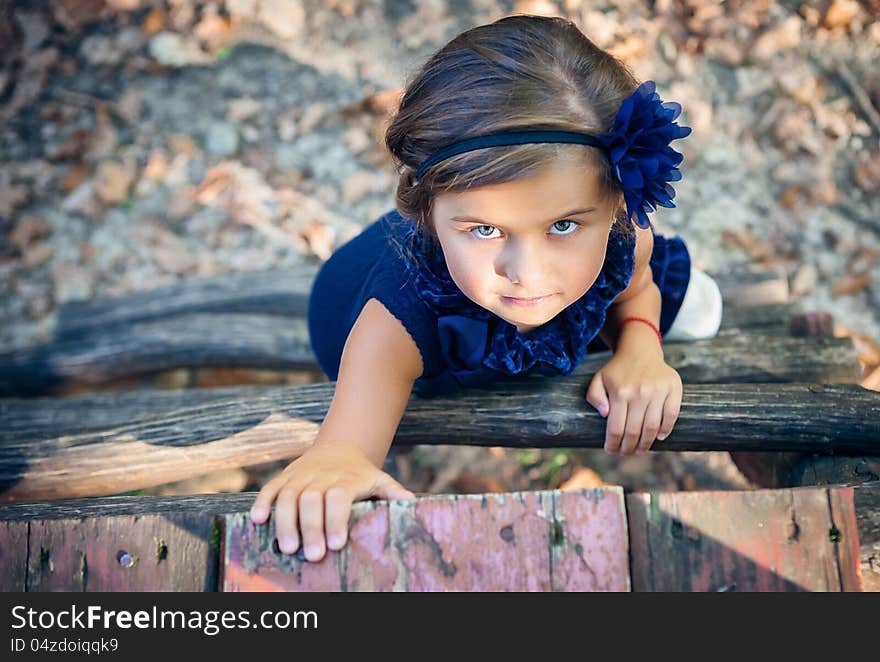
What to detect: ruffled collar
<box><xmin>386</xmin><ymin>211</ymin><xmax>636</xmax><ymax>382</ymax></box>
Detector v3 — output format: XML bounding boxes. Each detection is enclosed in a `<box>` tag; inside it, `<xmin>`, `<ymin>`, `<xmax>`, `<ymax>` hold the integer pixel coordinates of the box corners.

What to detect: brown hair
<box><xmin>384</xmin><ymin>14</ymin><xmax>640</xmax><ymax>259</ymax></box>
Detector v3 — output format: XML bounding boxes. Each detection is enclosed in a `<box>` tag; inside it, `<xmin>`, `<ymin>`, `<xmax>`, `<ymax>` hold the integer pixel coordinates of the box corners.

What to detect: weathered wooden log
<box><xmin>0</xmin><ymin>265</ymin><xmax>791</xmax><ymax>396</ymax></box>
<box><xmin>54</xmin><ymin>267</ymin><xmax>319</xmax><ymax>338</ymax></box>
<box><xmin>0</xmin><ymin>314</ymin><xmax>314</xmax><ymax>396</ymax></box>
<box><xmin>0</xmin><ymin>333</ymin><xmax>861</xmax><ymax>443</ymax></box>
<box><xmin>0</xmin><ymin>304</ymin><xmax>812</xmax><ymax>397</ymax></box>
<box><xmin>1</xmin><ymin>381</ymin><xmax>877</xmax><ymax>502</ymax></box>
<box><xmin>45</xmin><ymin>262</ymin><xmax>778</xmax><ymax>338</ymax></box>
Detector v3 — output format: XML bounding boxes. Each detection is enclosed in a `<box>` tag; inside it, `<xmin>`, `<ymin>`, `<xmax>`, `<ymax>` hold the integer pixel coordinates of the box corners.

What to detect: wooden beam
<box><xmin>0</xmin><ymin>265</ymin><xmax>792</xmax><ymax>396</ymax></box>
<box><xmin>0</xmin><ymin>381</ymin><xmax>877</xmax><ymax>502</ymax></box>
<box><xmin>0</xmin><ymin>314</ymin><xmax>314</xmax><ymax>396</ymax></box>
<box><xmin>0</xmin><ymin>305</ymin><xmax>820</xmax><ymax>396</ymax></box>
<box><xmin>45</xmin><ymin>263</ymin><xmax>775</xmax><ymax>337</ymax></box>
<box><xmin>1</xmin><ymin>333</ymin><xmax>861</xmax><ymax>442</ymax></box>
<box><xmin>54</xmin><ymin>267</ymin><xmax>318</xmax><ymax>337</ymax></box>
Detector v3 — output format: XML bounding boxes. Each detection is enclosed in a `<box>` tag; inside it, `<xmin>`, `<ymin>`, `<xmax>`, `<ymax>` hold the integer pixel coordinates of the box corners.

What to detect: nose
<box><xmin>495</xmin><ymin>237</ymin><xmax>545</xmax><ymax>288</ymax></box>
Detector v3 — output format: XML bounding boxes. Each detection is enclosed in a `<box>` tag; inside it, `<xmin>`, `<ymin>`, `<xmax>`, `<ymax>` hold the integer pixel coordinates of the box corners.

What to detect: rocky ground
<box><xmin>1</xmin><ymin>0</ymin><xmax>878</xmax><ymax>497</ymax></box>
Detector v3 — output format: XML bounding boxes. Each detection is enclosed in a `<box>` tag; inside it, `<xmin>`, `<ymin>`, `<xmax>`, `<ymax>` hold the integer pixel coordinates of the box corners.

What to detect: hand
<box><xmin>249</xmin><ymin>441</ymin><xmax>415</xmax><ymax>562</ymax></box>
<box><xmin>585</xmin><ymin>348</ymin><xmax>682</xmax><ymax>456</ymax></box>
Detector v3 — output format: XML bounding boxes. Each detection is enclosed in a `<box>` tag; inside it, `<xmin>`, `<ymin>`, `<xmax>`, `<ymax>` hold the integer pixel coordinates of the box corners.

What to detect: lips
<box><xmin>502</xmin><ymin>294</ymin><xmax>553</xmax><ymax>306</ymax></box>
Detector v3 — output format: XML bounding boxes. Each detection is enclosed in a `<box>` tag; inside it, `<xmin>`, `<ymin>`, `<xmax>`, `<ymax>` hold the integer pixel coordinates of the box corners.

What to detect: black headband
<box><xmin>415</xmin><ymin>130</ymin><xmax>607</xmax><ymax>180</ymax></box>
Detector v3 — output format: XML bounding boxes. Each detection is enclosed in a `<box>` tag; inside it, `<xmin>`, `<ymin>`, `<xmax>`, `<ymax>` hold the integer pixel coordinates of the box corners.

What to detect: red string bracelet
<box><xmin>612</xmin><ymin>316</ymin><xmax>663</xmax><ymax>351</ymax></box>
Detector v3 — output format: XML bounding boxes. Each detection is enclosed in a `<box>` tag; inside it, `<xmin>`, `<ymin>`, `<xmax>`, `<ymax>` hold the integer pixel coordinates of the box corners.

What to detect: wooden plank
<box><xmin>0</xmin><ymin>307</ymin><xmax>813</xmax><ymax>397</ymax></box>
<box><xmin>853</xmin><ymin>482</ymin><xmax>880</xmax><ymax>591</ymax></box>
<box><xmin>714</xmin><ymin>263</ymin><xmax>789</xmax><ymax>305</ymax></box>
<box><xmin>46</xmin><ymin>263</ymin><xmax>763</xmax><ymax>338</ymax></box>
<box><xmin>54</xmin><ymin>267</ymin><xmax>317</xmax><ymax>338</ymax></box>
<box><xmin>2</xmin><ymin>381</ymin><xmax>878</xmax><ymax>502</ymax></box>
<box><xmin>0</xmin><ymin>314</ymin><xmax>314</xmax><ymax>396</ymax></box>
<box><xmin>222</xmin><ymin>488</ymin><xmax>630</xmax><ymax>592</ymax></box>
<box><xmin>626</xmin><ymin>486</ymin><xmax>862</xmax><ymax>591</ymax></box>
<box><xmin>0</xmin><ymin>485</ymin><xmax>875</xmax><ymax>592</ymax></box>
<box><xmin>25</xmin><ymin>513</ymin><xmax>217</xmax><ymax>591</ymax></box>
<box><xmin>0</xmin><ymin>521</ymin><xmax>28</xmax><ymax>591</ymax></box>
<box><xmin>551</xmin><ymin>489</ymin><xmax>630</xmax><ymax>591</ymax></box>
<box><xmin>0</xmin><ymin>263</ymin><xmax>796</xmax><ymax>397</ymax></box>
<box><xmin>0</xmin><ymin>493</ymin><xmax>258</xmax><ymax>521</ymax></box>
<box><xmin>2</xmin><ymin>333</ymin><xmax>860</xmax><ymax>444</ymax></box>
<box><xmin>828</xmin><ymin>487</ymin><xmax>862</xmax><ymax>591</ymax></box>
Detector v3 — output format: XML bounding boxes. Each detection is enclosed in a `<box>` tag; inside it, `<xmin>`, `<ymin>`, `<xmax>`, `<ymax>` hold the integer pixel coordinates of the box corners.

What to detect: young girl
<box><xmin>250</xmin><ymin>15</ymin><xmax>722</xmax><ymax>562</ymax></box>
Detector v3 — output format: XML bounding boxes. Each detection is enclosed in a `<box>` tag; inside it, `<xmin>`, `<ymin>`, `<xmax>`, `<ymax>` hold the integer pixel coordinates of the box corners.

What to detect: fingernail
<box><xmin>305</xmin><ymin>544</ymin><xmax>323</xmax><ymax>561</ymax></box>
<box><xmin>327</xmin><ymin>534</ymin><xmax>345</xmax><ymax>549</ymax></box>
<box><xmin>657</xmin><ymin>432</ymin><xmax>668</xmax><ymax>440</ymax></box>
<box><xmin>279</xmin><ymin>536</ymin><xmax>297</xmax><ymax>554</ymax></box>
<box><xmin>635</xmin><ymin>450</ymin><xmax>646</xmax><ymax>455</ymax></box>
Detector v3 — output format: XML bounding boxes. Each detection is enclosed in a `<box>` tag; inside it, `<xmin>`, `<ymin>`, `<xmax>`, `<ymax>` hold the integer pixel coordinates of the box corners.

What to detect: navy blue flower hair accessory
<box><xmin>414</xmin><ymin>79</ymin><xmax>692</xmax><ymax>229</ymax></box>
<box><xmin>594</xmin><ymin>80</ymin><xmax>692</xmax><ymax>229</ymax></box>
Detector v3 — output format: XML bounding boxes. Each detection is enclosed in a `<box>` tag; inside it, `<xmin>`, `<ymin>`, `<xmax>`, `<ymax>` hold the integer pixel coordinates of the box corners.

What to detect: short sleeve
<box><xmin>361</xmin><ymin>239</ymin><xmax>445</xmax><ymax>382</ymax></box>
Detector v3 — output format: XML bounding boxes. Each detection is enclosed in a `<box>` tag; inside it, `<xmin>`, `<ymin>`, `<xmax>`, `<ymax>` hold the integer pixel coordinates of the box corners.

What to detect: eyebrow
<box><xmin>449</xmin><ymin>207</ymin><xmax>598</xmax><ymax>227</ymax></box>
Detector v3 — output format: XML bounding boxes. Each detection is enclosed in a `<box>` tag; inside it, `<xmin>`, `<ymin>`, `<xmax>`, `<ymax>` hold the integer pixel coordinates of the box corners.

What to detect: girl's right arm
<box><xmin>248</xmin><ymin>297</ymin><xmax>424</xmax><ymax>562</ymax></box>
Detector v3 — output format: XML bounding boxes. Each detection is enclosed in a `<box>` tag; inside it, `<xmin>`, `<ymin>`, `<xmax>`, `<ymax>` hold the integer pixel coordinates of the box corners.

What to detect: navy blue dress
<box><xmin>307</xmin><ymin>209</ymin><xmax>690</xmax><ymax>398</ymax></box>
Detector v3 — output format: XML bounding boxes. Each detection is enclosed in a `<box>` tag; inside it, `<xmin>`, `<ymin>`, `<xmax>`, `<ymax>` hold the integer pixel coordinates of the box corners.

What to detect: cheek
<box><xmin>443</xmin><ymin>239</ymin><xmax>493</xmax><ymax>296</ymax></box>
<box><xmin>563</xmin><ymin>240</ymin><xmax>609</xmax><ymax>295</ymax></box>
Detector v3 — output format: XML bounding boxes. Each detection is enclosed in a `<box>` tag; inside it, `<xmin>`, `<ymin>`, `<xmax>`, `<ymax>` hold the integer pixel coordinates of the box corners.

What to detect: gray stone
<box><xmin>205</xmin><ymin>122</ymin><xmax>240</xmax><ymax>157</ymax></box>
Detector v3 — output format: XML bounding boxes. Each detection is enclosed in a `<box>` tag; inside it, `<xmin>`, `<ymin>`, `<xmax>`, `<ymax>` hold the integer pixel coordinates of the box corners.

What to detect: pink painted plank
<box><xmin>223</xmin><ymin>501</ymin><xmax>389</xmax><ymax>592</ymax></box>
<box><xmin>222</xmin><ymin>488</ymin><xmax>630</xmax><ymax>591</ymax></box>
<box><xmin>394</xmin><ymin>491</ymin><xmax>555</xmax><ymax>591</ymax></box>
<box><xmin>0</xmin><ymin>521</ymin><xmax>28</xmax><ymax>591</ymax></box>
<box><xmin>552</xmin><ymin>489</ymin><xmax>630</xmax><ymax>591</ymax></box>
<box><xmin>627</xmin><ymin>486</ymin><xmax>862</xmax><ymax>591</ymax></box>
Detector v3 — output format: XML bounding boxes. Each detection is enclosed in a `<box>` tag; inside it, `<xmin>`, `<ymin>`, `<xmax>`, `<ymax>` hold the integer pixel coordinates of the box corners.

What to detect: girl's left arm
<box><xmin>587</xmin><ymin>225</ymin><xmax>683</xmax><ymax>455</ymax></box>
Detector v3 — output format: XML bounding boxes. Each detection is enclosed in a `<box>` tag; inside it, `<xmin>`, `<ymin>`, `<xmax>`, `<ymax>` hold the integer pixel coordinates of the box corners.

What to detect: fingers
<box><xmin>585</xmin><ymin>371</ymin><xmax>610</xmax><ymax>417</ymax></box>
<box><xmin>603</xmin><ymin>385</ymin><xmax>681</xmax><ymax>455</ymax></box>
<box><xmin>635</xmin><ymin>397</ymin><xmax>665</xmax><ymax>454</ymax></box>
<box><xmin>604</xmin><ymin>398</ymin><xmax>628</xmax><ymax>455</ymax></box>
<box><xmin>324</xmin><ymin>487</ymin><xmax>353</xmax><ymax>551</ymax></box>
<box><xmin>618</xmin><ymin>398</ymin><xmax>648</xmax><ymax>455</ymax></box>
<box><xmin>298</xmin><ymin>487</ymin><xmax>326</xmax><ymax>561</ymax></box>
<box><xmin>372</xmin><ymin>474</ymin><xmax>417</xmax><ymax>501</ymax></box>
<box><xmin>274</xmin><ymin>482</ymin><xmax>304</xmax><ymax>555</ymax></box>
<box><xmin>657</xmin><ymin>384</ymin><xmax>682</xmax><ymax>442</ymax></box>
<box><xmin>249</xmin><ymin>472</ymin><xmax>286</xmax><ymax>524</ymax></box>
<box><xmin>248</xmin><ymin>464</ymin><xmax>408</xmax><ymax>562</ymax></box>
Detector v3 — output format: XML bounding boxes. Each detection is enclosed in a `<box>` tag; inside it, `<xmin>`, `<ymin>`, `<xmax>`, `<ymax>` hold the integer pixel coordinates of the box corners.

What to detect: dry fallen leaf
<box><xmin>861</xmin><ymin>364</ymin><xmax>880</xmax><ymax>392</ymax></box>
<box><xmin>558</xmin><ymin>466</ymin><xmax>606</xmax><ymax>491</ymax></box>
<box><xmin>823</xmin><ymin>0</ymin><xmax>863</xmax><ymax>30</ymax></box>
<box><xmin>452</xmin><ymin>472</ymin><xmax>507</xmax><ymax>494</ymax></box>
<box><xmin>831</xmin><ymin>272</ymin><xmax>872</xmax><ymax>297</ymax></box>
<box><xmin>0</xmin><ymin>182</ymin><xmax>30</xmax><ymax>216</ymax></box>
<box><xmin>93</xmin><ymin>160</ymin><xmax>132</xmax><ymax>203</ymax></box>
<box><xmin>61</xmin><ymin>163</ymin><xmax>90</xmax><ymax>192</ymax></box>
<box><xmin>9</xmin><ymin>214</ymin><xmax>52</xmax><ymax>252</ymax></box>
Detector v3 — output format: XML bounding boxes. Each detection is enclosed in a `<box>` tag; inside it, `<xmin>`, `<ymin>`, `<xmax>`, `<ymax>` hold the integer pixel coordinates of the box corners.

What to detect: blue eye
<box><xmin>550</xmin><ymin>220</ymin><xmax>579</xmax><ymax>235</ymax></box>
<box><xmin>467</xmin><ymin>220</ymin><xmax>581</xmax><ymax>239</ymax></box>
<box><xmin>470</xmin><ymin>225</ymin><xmax>500</xmax><ymax>239</ymax></box>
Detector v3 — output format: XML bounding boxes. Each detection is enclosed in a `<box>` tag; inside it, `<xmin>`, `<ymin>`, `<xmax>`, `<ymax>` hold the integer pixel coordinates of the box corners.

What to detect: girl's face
<box><xmin>431</xmin><ymin>158</ymin><xmax>619</xmax><ymax>334</ymax></box>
